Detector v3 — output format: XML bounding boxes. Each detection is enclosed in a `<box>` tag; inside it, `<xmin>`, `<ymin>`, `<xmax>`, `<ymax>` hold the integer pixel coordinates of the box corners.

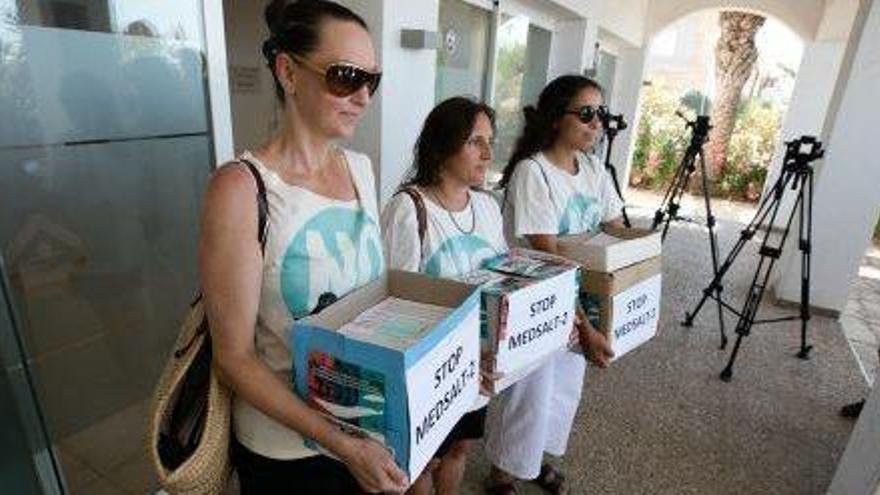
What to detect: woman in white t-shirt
<box><xmin>381</xmin><ymin>96</ymin><xmax>505</xmax><ymax>495</ymax></box>
<box><xmin>485</xmin><ymin>75</ymin><xmax>621</xmax><ymax>494</ymax></box>
<box><xmin>198</xmin><ymin>2</ymin><xmax>407</xmax><ymax>493</ymax></box>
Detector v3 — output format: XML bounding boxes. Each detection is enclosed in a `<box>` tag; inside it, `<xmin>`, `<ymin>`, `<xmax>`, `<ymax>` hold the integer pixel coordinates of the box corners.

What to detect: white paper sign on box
<box><xmin>609</xmin><ymin>274</ymin><xmax>662</xmax><ymax>360</ymax></box>
<box><xmin>404</xmin><ymin>308</ymin><xmax>479</xmax><ymax>476</ymax></box>
<box><xmin>493</xmin><ymin>270</ymin><xmax>578</xmax><ymax>375</ymax></box>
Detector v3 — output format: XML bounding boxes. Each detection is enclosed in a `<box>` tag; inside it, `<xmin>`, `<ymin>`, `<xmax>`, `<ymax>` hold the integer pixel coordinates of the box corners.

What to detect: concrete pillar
<box><xmin>827</xmin><ymin>367</ymin><xmax>880</xmax><ymax>494</ymax></box>
<box><xmin>774</xmin><ymin>0</ymin><xmax>880</xmax><ymax>312</ymax></box>
<box><xmin>609</xmin><ymin>45</ymin><xmax>648</xmax><ymax>190</ymax></box>
<box><xmin>548</xmin><ymin>18</ymin><xmax>595</xmax><ymax>78</ymax></box>
<box><xmin>760</xmin><ymin>0</ymin><xmax>860</xmax><ymax>225</ymax></box>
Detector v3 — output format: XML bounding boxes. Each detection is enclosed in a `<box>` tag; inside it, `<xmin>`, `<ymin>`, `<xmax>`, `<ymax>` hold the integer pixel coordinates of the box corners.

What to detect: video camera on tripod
<box><xmin>675</xmin><ymin>111</ymin><xmax>711</xmax><ymax>145</ymax></box>
<box><xmin>682</xmin><ymin>135</ymin><xmax>825</xmax><ymax>382</ymax></box>
<box><xmin>601</xmin><ymin>111</ymin><xmax>628</xmax><ymax>133</ymax></box>
<box><xmin>782</xmin><ymin>136</ymin><xmax>824</xmax><ymax>174</ymax></box>
<box><xmin>599</xmin><ymin>109</ymin><xmax>632</xmax><ymax>227</ymax></box>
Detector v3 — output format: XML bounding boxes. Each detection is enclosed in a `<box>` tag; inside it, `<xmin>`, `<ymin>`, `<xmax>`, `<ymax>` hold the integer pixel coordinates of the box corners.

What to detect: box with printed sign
<box><xmin>291</xmin><ymin>270</ymin><xmax>481</xmax><ymax>481</ymax></box>
<box><xmin>454</xmin><ymin>249</ymin><xmax>580</xmax><ymax>394</ymax></box>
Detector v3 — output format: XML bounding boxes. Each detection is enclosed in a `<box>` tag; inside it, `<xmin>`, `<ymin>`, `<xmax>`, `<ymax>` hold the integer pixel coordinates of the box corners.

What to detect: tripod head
<box><xmin>782</xmin><ymin>136</ymin><xmax>824</xmax><ymax>176</ymax></box>
<box><xmin>676</xmin><ymin>111</ymin><xmax>712</xmax><ymax>149</ymax></box>
<box><xmin>601</xmin><ymin>111</ymin><xmax>628</xmax><ymax>139</ymax></box>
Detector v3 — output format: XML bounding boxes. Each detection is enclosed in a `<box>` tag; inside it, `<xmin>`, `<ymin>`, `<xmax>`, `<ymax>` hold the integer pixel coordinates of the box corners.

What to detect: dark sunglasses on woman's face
<box><xmin>565</xmin><ymin>105</ymin><xmax>608</xmax><ymax>124</ymax></box>
<box><xmin>292</xmin><ymin>54</ymin><xmax>382</xmax><ymax>97</ymax></box>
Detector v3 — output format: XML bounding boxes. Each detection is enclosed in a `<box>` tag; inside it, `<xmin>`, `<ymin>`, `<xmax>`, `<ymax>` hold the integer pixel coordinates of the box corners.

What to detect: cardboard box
<box><xmin>456</xmin><ymin>249</ymin><xmax>580</xmax><ymax>394</ymax></box>
<box><xmin>291</xmin><ymin>270</ymin><xmax>481</xmax><ymax>481</ymax></box>
<box><xmin>580</xmin><ymin>256</ymin><xmax>662</xmax><ymax>361</ymax></box>
<box><xmin>557</xmin><ymin>226</ymin><xmax>661</xmax><ymax>273</ymax></box>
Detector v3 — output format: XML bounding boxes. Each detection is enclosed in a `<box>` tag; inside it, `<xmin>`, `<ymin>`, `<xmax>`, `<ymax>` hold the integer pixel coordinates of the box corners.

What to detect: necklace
<box><xmin>430</xmin><ymin>187</ymin><xmax>476</xmax><ymax>235</ymax></box>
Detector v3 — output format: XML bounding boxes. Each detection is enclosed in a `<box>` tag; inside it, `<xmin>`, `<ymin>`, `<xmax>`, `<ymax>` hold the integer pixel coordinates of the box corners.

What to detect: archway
<box><xmin>625</xmin><ymin>7</ymin><xmax>804</xmax><ymax>217</ymax></box>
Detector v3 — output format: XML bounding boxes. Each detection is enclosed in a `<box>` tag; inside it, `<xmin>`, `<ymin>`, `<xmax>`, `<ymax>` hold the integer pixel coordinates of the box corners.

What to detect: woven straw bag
<box><xmin>148</xmin><ymin>159</ymin><xmax>267</xmax><ymax>494</ymax></box>
<box><xmin>149</xmin><ymin>302</ymin><xmax>233</xmax><ymax>494</ymax></box>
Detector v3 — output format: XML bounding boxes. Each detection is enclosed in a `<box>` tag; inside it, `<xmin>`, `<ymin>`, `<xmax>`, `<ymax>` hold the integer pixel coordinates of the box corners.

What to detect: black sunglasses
<box><xmin>292</xmin><ymin>55</ymin><xmax>382</xmax><ymax>97</ymax></box>
<box><xmin>565</xmin><ymin>105</ymin><xmax>608</xmax><ymax>124</ymax></box>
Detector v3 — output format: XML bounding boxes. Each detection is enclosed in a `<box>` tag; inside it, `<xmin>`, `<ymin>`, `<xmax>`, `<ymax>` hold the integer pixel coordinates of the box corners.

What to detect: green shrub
<box><xmin>631</xmin><ymin>83</ymin><xmax>783</xmax><ymax>202</ymax></box>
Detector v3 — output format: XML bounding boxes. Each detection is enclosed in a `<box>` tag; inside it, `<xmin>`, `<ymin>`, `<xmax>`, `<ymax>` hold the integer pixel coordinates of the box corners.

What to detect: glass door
<box><xmin>491</xmin><ymin>13</ymin><xmax>551</xmax><ymax>177</ymax></box>
<box><xmin>435</xmin><ymin>0</ymin><xmax>493</xmax><ymax>103</ymax></box>
<box><xmin>1</xmin><ymin>256</ymin><xmax>63</xmax><ymax>495</ymax></box>
<box><xmin>1</xmin><ymin>1</ymin><xmax>215</xmax><ymax>492</ymax></box>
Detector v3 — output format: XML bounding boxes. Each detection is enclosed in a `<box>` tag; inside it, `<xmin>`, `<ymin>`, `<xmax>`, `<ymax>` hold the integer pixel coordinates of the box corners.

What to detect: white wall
<box><xmin>598</xmin><ymin>0</ymin><xmax>649</xmax><ymax>47</ymax></box>
<box><xmin>774</xmin><ymin>0</ymin><xmax>880</xmax><ymax>312</ymax></box>
<box><xmin>336</xmin><ymin>0</ymin><xmax>384</xmax><ymax>191</ymax></box>
<box><xmin>609</xmin><ymin>45</ymin><xmax>649</xmax><ymax>189</ymax></box>
<box><xmin>549</xmin><ymin>18</ymin><xmax>593</xmax><ymax>77</ymax></box>
<box><xmin>337</xmin><ymin>0</ymin><xmax>439</xmax><ymax>206</ymax></box>
<box><xmin>759</xmin><ymin>41</ymin><xmax>845</xmax><ymax>210</ymax></box>
<box><xmin>223</xmin><ymin>0</ymin><xmax>277</xmax><ymax>155</ymax></box>
<box><xmin>760</xmin><ymin>0</ymin><xmax>859</xmax><ymax>221</ymax></box>
<box><xmin>376</xmin><ymin>0</ymin><xmax>440</xmax><ymax>205</ymax></box>
<box><xmin>645</xmin><ymin>0</ymin><xmax>825</xmax><ymax>40</ymax></box>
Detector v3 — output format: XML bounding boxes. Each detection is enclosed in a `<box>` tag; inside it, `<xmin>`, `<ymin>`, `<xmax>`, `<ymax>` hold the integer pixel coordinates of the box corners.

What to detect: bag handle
<box><xmin>398</xmin><ymin>186</ymin><xmax>427</xmax><ymax>251</ymax></box>
<box><xmin>238</xmin><ymin>157</ymin><xmax>269</xmax><ymax>254</ymax></box>
<box><xmin>184</xmin><ymin>158</ymin><xmax>269</xmax><ymax>321</ymax></box>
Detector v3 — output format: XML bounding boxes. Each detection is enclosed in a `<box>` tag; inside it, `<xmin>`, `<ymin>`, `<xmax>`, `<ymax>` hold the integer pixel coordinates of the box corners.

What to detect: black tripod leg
<box><xmin>697</xmin><ymin>151</ymin><xmax>727</xmax><ymax>348</ymax></box>
<box><xmin>797</xmin><ymin>171</ymin><xmax>814</xmax><ymax>360</ymax></box>
<box><xmin>661</xmin><ymin>157</ymin><xmax>695</xmax><ymax>241</ymax></box>
<box><xmin>652</xmin><ymin>156</ymin><xmax>688</xmax><ymax>231</ymax></box>
<box><xmin>720</xmin><ymin>333</ymin><xmax>744</xmax><ymax>382</ymax></box>
<box><xmin>605</xmin><ymin>164</ymin><xmax>632</xmax><ymax>228</ymax></box>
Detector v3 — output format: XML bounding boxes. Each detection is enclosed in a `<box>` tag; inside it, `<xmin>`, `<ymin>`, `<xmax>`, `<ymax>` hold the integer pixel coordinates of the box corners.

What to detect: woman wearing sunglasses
<box><xmin>484</xmin><ymin>75</ymin><xmax>622</xmax><ymax>494</ymax></box>
<box><xmin>381</xmin><ymin>96</ymin><xmax>505</xmax><ymax>495</ymax></box>
<box><xmin>199</xmin><ymin>1</ymin><xmax>406</xmax><ymax>493</ymax></box>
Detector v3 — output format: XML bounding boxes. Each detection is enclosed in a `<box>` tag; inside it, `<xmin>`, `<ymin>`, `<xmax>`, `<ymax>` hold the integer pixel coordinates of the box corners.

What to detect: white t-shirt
<box><xmin>503</xmin><ymin>150</ymin><xmax>623</xmax><ymax>245</ymax></box>
<box><xmin>381</xmin><ymin>188</ymin><xmax>507</xmax><ymax>277</ymax></box>
<box><xmin>233</xmin><ymin>148</ymin><xmax>385</xmax><ymax>460</ymax></box>
<box><xmin>381</xmin><ymin>187</ymin><xmax>507</xmax><ymax>410</ymax></box>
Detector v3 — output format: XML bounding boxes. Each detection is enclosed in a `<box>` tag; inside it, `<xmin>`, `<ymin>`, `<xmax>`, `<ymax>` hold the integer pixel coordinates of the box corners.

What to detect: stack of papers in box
<box><xmin>482</xmin><ymin>250</ymin><xmax>576</xmax><ymax>279</ymax></box>
<box><xmin>558</xmin><ymin>227</ymin><xmax>661</xmax><ymax>272</ymax></box>
<box><xmin>338</xmin><ymin>297</ymin><xmax>451</xmax><ymax>350</ymax></box>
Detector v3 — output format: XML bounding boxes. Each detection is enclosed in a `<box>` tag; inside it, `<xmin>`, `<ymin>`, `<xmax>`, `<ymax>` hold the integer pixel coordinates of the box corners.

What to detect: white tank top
<box><xmin>233</xmin><ymin>148</ymin><xmax>384</xmax><ymax>460</ymax></box>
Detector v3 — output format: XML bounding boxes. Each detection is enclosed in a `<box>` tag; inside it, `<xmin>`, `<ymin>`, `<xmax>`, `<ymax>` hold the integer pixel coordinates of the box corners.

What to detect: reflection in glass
<box><xmin>0</xmin><ymin>2</ymin><xmax>212</xmax><ymax>492</ymax></box>
<box><xmin>435</xmin><ymin>0</ymin><xmax>492</xmax><ymax>103</ymax></box>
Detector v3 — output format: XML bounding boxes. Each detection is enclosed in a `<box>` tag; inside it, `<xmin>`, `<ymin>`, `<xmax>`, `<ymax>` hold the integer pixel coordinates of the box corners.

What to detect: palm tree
<box><xmin>707</xmin><ymin>11</ymin><xmax>765</xmax><ymax>179</ymax></box>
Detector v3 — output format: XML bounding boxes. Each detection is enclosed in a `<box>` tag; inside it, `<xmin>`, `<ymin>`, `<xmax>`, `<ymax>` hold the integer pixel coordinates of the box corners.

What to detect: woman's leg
<box><xmin>544</xmin><ymin>350</ymin><xmax>586</xmax><ymax>456</ymax></box>
<box><xmin>406</xmin><ymin>463</ymin><xmax>436</xmax><ymax>495</ymax></box>
<box><xmin>434</xmin><ymin>439</ymin><xmax>472</xmax><ymax>495</ymax></box>
<box><xmin>484</xmin><ymin>356</ymin><xmax>556</xmax><ymax>480</ymax></box>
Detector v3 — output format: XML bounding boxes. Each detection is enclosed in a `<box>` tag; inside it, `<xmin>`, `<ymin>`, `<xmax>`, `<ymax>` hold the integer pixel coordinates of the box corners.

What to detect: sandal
<box><xmin>484</xmin><ymin>480</ymin><xmax>518</xmax><ymax>495</ymax></box>
<box><xmin>533</xmin><ymin>463</ymin><xmax>567</xmax><ymax>495</ymax></box>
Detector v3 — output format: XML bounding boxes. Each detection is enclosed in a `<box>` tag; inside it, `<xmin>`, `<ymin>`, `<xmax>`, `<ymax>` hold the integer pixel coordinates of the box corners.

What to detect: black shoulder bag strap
<box><xmin>238</xmin><ymin>157</ymin><xmax>269</xmax><ymax>253</ymax></box>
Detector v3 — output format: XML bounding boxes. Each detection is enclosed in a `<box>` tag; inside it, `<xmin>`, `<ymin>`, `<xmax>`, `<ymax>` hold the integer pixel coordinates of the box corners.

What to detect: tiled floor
<box><xmin>57</xmin><ymin>399</ymin><xmax>158</xmax><ymax>494</ymax></box>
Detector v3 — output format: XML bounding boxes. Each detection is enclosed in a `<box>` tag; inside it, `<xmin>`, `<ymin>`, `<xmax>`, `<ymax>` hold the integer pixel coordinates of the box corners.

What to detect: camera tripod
<box><xmin>682</xmin><ymin>136</ymin><xmax>823</xmax><ymax>382</ymax></box>
<box><xmin>601</xmin><ymin>112</ymin><xmax>632</xmax><ymax>228</ymax></box>
<box><xmin>652</xmin><ymin>113</ymin><xmax>728</xmax><ymax>348</ymax></box>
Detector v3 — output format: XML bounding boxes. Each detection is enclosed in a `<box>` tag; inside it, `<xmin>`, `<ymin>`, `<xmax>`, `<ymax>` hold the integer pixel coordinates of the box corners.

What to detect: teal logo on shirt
<box><xmin>281</xmin><ymin>207</ymin><xmax>384</xmax><ymax>318</ymax></box>
<box><xmin>558</xmin><ymin>194</ymin><xmax>601</xmax><ymax>235</ymax></box>
<box><xmin>424</xmin><ymin>234</ymin><xmax>495</xmax><ymax>277</ymax></box>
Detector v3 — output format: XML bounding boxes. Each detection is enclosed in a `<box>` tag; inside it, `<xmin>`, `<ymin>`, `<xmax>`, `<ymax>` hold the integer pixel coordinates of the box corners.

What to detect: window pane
<box><xmin>491</xmin><ymin>15</ymin><xmax>551</xmax><ymax>178</ymax></box>
<box><xmin>436</xmin><ymin>0</ymin><xmax>491</xmax><ymax>102</ymax></box>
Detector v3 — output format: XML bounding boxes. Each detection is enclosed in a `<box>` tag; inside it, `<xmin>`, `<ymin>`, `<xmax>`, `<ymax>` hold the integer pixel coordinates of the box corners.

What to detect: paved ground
<box><xmin>462</xmin><ymin>192</ymin><xmax>868</xmax><ymax>495</ymax></box>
